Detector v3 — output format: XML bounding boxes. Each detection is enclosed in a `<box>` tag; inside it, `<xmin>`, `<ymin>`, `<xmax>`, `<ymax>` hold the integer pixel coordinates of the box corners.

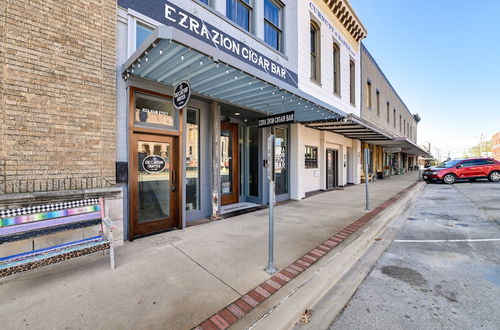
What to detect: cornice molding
<box><xmin>323</xmin><ymin>0</ymin><xmax>367</xmax><ymax>42</ymax></box>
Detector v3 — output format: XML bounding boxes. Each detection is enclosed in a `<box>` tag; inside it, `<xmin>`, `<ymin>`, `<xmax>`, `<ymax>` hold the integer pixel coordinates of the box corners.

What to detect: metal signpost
<box><xmin>259</xmin><ymin>111</ymin><xmax>295</xmax><ymax>275</ymax></box>
<box><xmin>364</xmin><ymin>148</ymin><xmax>371</xmax><ymax>211</ymax></box>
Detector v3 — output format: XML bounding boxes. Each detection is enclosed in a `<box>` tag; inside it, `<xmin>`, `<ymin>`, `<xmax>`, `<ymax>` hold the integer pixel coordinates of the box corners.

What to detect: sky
<box><xmin>349</xmin><ymin>0</ymin><xmax>500</xmax><ymax>158</ymax></box>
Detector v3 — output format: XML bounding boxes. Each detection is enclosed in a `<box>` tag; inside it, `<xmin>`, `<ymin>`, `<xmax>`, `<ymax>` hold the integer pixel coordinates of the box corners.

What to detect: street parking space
<box><xmin>330</xmin><ymin>182</ymin><xmax>500</xmax><ymax>330</ymax></box>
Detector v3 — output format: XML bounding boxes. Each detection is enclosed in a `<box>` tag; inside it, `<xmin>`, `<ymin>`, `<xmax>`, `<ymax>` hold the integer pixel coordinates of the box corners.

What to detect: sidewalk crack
<box><xmin>169</xmin><ymin>243</ymin><xmax>243</xmax><ymax>296</ymax></box>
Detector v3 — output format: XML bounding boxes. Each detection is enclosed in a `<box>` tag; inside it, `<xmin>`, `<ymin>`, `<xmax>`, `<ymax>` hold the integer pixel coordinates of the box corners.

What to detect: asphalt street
<box><xmin>329</xmin><ymin>180</ymin><xmax>500</xmax><ymax>330</ymax></box>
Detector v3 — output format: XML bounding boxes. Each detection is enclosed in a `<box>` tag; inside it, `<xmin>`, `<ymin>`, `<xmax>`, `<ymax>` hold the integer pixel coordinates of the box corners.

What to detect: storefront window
<box><xmin>134</xmin><ymin>92</ymin><xmax>178</xmax><ymax>130</ymax></box>
<box><xmin>305</xmin><ymin>146</ymin><xmax>318</xmax><ymax>168</ymax></box>
<box><xmin>275</xmin><ymin>127</ymin><xmax>288</xmax><ymax>195</ymax></box>
<box><xmin>264</xmin><ymin>0</ymin><xmax>282</xmax><ymax>51</ymax></box>
<box><xmin>186</xmin><ymin>108</ymin><xmax>200</xmax><ymax>211</ymax></box>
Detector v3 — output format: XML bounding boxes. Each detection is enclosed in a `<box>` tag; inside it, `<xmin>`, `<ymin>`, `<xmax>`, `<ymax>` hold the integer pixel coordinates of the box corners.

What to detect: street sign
<box><xmin>173</xmin><ymin>80</ymin><xmax>191</xmax><ymax>109</ymax></box>
<box><xmin>258</xmin><ymin>111</ymin><xmax>295</xmax><ymax>128</ymax></box>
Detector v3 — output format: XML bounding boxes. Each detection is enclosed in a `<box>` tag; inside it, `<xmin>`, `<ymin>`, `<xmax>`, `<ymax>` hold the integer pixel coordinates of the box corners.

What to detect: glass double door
<box><xmin>130</xmin><ymin>133</ymin><xmax>179</xmax><ymax>238</ymax></box>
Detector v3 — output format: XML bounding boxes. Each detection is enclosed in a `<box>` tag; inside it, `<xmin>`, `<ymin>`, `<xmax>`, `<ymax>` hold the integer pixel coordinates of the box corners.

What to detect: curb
<box><xmin>193</xmin><ymin>181</ymin><xmax>420</xmax><ymax>330</ymax></box>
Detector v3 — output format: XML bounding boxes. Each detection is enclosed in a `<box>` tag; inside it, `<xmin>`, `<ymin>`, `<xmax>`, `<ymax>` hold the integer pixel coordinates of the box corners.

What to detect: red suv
<box><xmin>422</xmin><ymin>158</ymin><xmax>500</xmax><ymax>184</ymax></box>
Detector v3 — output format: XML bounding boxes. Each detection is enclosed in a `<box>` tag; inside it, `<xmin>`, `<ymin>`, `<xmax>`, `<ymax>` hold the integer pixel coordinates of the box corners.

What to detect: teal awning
<box><xmin>121</xmin><ymin>26</ymin><xmax>346</xmax><ymax>122</ymax></box>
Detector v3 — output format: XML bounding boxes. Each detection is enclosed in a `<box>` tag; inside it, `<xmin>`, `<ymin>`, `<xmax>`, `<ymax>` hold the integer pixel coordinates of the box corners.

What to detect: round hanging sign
<box><xmin>173</xmin><ymin>80</ymin><xmax>191</xmax><ymax>109</ymax></box>
<box><xmin>142</xmin><ymin>155</ymin><xmax>166</xmax><ymax>173</ymax></box>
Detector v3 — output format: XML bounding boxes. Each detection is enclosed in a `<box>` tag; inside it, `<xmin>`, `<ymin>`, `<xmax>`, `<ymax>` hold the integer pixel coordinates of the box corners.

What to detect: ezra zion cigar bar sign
<box><xmin>258</xmin><ymin>111</ymin><xmax>295</xmax><ymax>128</ymax></box>
<box><xmin>117</xmin><ymin>0</ymin><xmax>299</xmax><ymax>88</ymax></box>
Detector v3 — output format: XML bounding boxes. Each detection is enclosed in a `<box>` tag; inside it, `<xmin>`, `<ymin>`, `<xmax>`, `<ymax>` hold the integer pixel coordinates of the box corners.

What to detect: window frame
<box><xmin>310</xmin><ymin>20</ymin><xmax>321</xmax><ymax>83</ymax></box>
<box><xmin>263</xmin><ymin>0</ymin><xmax>283</xmax><ymax>51</ymax></box>
<box><xmin>128</xmin><ymin>16</ymin><xmax>156</xmax><ymax>57</ymax></box>
<box><xmin>366</xmin><ymin>80</ymin><xmax>372</xmax><ymax>109</ymax></box>
<box><xmin>226</xmin><ymin>0</ymin><xmax>253</xmax><ymax>32</ymax></box>
<box><xmin>376</xmin><ymin>90</ymin><xmax>381</xmax><ymax>116</ymax></box>
<box><xmin>332</xmin><ymin>42</ymin><xmax>340</xmax><ymax>95</ymax></box>
<box><xmin>305</xmin><ymin>145</ymin><xmax>319</xmax><ymax>169</ymax></box>
<box><xmin>349</xmin><ymin>59</ymin><xmax>356</xmax><ymax>105</ymax></box>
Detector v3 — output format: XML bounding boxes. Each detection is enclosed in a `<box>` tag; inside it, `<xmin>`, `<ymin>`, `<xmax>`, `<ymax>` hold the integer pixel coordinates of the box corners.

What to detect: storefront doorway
<box><xmin>326</xmin><ymin>149</ymin><xmax>339</xmax><ymax>189</ymax></box>
<box><xmin>130</xmin><ymin>133</ymin><xmax>180</xmax><ymax>237</ymax></box>
<box><xmin>221</xmin><ymin>121</ymin><xmax>239</xmax><ymax>205</ymax></box>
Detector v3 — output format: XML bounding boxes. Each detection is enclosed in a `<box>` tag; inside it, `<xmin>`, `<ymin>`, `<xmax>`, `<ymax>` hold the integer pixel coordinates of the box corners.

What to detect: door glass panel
<box><xmin>221</xmin><ymin>130</ymin><xmax>233</xmax><ymax>195</ymax></box>
<box><xmin>248</xmin><ymin>126</ymin><xmax>259</xmax><ymax>197</ymax></box>
<box><xmin>186</xmin><ymin>109</ymin><xmax>200</xmax><ymax>211</ymax></box>
<box><xmin>275</xmin><ymin>127</ymin><xmax>288</xmax><ymax>195</ymax></box>
<box><xmin>137</xmin><ymin>141</ymin><xmax>170</xmax><ymax>223</ymax></box>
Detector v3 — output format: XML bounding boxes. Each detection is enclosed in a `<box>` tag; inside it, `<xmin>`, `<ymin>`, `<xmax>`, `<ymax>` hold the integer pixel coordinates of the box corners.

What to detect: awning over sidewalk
<box><xmin>364</xmin><ymin>137</ymin><xmax>432</xmax><ymax>157</ymax></box>
<box><xmin>304</xmin><ymin>114</ymin><xmax>394</xmax><ymax>141</ymax></box>
<box><xmin>121</xmin><ymin>26</ymin><xmax>346</xmax><ymax>122</ymax></box>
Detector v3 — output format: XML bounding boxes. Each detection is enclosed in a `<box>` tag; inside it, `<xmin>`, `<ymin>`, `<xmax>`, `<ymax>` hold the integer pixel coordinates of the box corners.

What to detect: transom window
<box><xmin>134</xmin><ymin>92</ymin><xmax>178</xmax><ymax>130</ymax></box>
<box><xmin>227</xmin><ymin>0</ymin><xmax>252</xmax><ymax>31</ymax></box>
<box><xmin>136</xmin><ymin>22</ymin><xmax>153</xmax><ymax>50</ymax></box>
<box><xmin>264</xmin><ymin>0</ymin><xmax>283</xmax><ymax>51</ymax></box>
<box><xmin>305</xmin><ymin>146</ymin><xmax>318</xmax><ymax>168</ymax></box>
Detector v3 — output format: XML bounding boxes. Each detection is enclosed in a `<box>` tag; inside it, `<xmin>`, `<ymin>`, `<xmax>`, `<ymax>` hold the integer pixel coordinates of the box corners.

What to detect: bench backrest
<box><xmin>0</xmin><ymin>198</ymin><xmax>104</xmax><ymax>244</ymax></box>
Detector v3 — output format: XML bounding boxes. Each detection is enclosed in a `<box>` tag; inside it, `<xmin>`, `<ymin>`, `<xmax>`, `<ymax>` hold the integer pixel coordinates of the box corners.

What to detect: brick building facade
<box><xmin>0</xmin><ymin>0</ymin><xmax>117</xmax><ymax>195</ymax></box>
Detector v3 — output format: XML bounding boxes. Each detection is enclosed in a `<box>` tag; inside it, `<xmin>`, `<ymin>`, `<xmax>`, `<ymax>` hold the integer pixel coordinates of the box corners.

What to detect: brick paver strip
<box><xmin>227</xmin><ymin>304</ymin><xmax>245</xmax><ymax>319</ymax></box>
<box><xmin>248</xmin><ymin>290</ymin><xmax>266</xmax><ymax>303</ymax></box>
<box><xmin>234</xmin><ymin>299</ymin><xmax>253</xmax><ymax>313</ymax></box>
<box><xmin>242</xmin><ymin>294</ymin><xmax>259</xmax><ymax>307</ymax></box>
<box><xmin>281</xmin><ymin>269</ymin><xmax>296</xmax><ymax>279</ymax></box>
<box><xmin>219</xmin><ymin>309</ymin><xmax>239</xmax><ymax>325</ymax></box>
<box><xmin>261</xmin><ymin>282</ymin><xmax>278</xmax><ymax>294</ymax></box>
<box><xmin>200</xmin><ymin>319</ymin><xmax>219</xmax><ymax>330</ymax></box>
<box><xmin>195</xmin><ymin>182</ymin><xmax>419</xmax><ymax>329</ymax></box>
<box><xmin>210</xmin><ymin>314</ymin><xmax>229</xmax><ymax>330</ymax></box>
<box><xmin>289</xmin><ymin>264</ymin><xmax>304</xmax><ymax>272</ymax></box>
<box><xmin>255</xmin><ymin>286</ymin><xmax>271</xmax><ymax>298</ymax></box>
<box><xmin>266</xmin><ymin>279</ymin><xmax>282</xmax><ymax>289</ymax></box>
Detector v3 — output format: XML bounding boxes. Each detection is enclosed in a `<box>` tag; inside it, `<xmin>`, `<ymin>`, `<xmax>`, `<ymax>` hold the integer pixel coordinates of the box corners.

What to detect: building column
<box><xmin>211</xmin><ymin>101</ymin><xmax>221</xmax><ymax>220</ymax></box>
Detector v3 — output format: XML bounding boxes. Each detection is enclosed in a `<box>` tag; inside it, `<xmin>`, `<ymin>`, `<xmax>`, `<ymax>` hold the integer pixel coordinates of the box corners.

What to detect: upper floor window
<box><xmin>399</xmin><ymin>115</ymin><xmax>402</xmax><ymax>132</ymax></box>
<box><xmin>333</xmin><ymin>43</ymin><xmax>340</xmax><ymax>95</ymax></box>
<box><xmin>404</xmin><ymin>119</ymin><xmax>406</xmax><ymax>135</ymax></box>
<box><xmin>386</xmin><ymin>102</ymin><xmax>390</xmax><ymax>123</ymax></box>
<box><xmin>310</xmin><ymin>21</ymin><xmax>320</xmax><ymax>82</ymax></box>
<box><xmin>198</xmin><ymin>0</ymin><xmax>209</xmax><ymax>4</ymax></box>
<box><xmin>393</xmin><ymin>109</ymin><xmax>396</xmax><ymax>128</ymax></box>
<box><xmin>349</xmin><ymin>60</ymin><xmax>355</xmax><ymax>105</ymax></box>
<box><xmin>264</xmin><ymin>0</ymin><xmax>283</xmax><ymax>51</ymax></box>
<box><xmin>376</xmin><ymin>91</ymin><xmax>380</xmax><ymax>116</ymax></box>
<box><xmin>227</xmin><ymin>0</ymin><xmax>252</xmax><ymax>31</ymax></box>
<box><xmin>136</xmin><ymin>22</ymin><xmax>153</xmax><ymax>50</ymax></box>
<box><xmin>366</xmin><ymin>81</ymin><xmax>372</xmax><ymax>109</ymax></box>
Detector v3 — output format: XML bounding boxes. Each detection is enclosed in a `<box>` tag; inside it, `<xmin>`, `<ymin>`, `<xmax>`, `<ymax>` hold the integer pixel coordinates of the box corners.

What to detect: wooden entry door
<box><xmin>326</xmin><ymin>149</ymin><xmax>339</xmax><ymax>189</ymax></box>
<box><xmin>130</xmin><ymin>133</ymin><xmax>179</xmax><ymax>238</ymax></box>
<box><xmin>220</xmin><ymin>122</ymin><xmax>239</xmax><ymax>205</ymax></box>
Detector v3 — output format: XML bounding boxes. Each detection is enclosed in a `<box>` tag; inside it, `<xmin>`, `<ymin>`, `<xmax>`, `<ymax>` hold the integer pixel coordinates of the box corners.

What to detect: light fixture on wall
<box><xmin>234</xmin><ymin>112</ymin><xmax>241</xmax><ymax>116</ymax></box>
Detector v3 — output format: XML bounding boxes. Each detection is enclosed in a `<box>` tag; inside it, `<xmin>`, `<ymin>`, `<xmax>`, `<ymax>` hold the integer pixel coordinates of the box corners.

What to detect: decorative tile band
<box><xmin>0</xmin><ymin>198</ymin><xmax>100</xmax><ymax>219</ymax></box>
<box><xmin>0</xmin><ymin>205</ymin><xmax>100</xmax><ymax>228</ymax></box>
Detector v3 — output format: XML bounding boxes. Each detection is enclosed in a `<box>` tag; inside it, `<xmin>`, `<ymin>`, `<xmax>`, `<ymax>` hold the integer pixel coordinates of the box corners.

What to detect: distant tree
<box><xmin>467</xmin><ymin>139</ymin><xmax>492</xmax><ymax>157</ymax></box>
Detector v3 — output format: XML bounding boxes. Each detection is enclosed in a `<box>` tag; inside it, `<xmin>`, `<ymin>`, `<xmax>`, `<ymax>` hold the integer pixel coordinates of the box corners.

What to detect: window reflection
<box><xmin>186</xmin><ymin>109</ymin><xmax>200</xmax><ymax>211</ymax></box>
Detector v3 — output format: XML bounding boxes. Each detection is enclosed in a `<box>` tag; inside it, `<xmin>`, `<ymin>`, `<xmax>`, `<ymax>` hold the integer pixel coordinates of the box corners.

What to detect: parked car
<box><xmin>422</xmin><ymin>158</ymin><xmax>500</xmax><ymax>184</ymax></box>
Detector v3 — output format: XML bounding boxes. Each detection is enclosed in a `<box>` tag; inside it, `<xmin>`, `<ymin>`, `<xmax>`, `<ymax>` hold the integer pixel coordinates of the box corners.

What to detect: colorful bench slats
<box><xmin>0</xmin><ymin>198</ymin><xmax>115</xmax><ymax>278</ymax></box>
<box><xmin>0</xmin><ymin>205</ymin><xmax>100</xmax><ymax>227</ymax></box>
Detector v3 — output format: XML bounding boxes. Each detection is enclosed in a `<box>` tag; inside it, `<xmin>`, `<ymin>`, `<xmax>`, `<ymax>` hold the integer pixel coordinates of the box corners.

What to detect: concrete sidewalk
<box><xmin>0</xmin><ymin>172</ymin><xmax>420</xmax><ymax>330</ymax></box>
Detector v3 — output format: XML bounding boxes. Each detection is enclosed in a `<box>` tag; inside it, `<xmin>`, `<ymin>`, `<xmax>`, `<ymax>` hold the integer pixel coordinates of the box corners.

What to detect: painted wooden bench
<box><xmin>0</xmin><ymin>198</ymin><xmax>115</xmax><ymax>278</ymax></box>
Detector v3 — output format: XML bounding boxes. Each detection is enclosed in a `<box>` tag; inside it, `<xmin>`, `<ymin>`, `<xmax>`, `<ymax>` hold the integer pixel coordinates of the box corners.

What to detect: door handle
<box><xmin>171</xmin><ymin>169</ymin><xmax>176</xmax><ymax>192</ymax></box>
